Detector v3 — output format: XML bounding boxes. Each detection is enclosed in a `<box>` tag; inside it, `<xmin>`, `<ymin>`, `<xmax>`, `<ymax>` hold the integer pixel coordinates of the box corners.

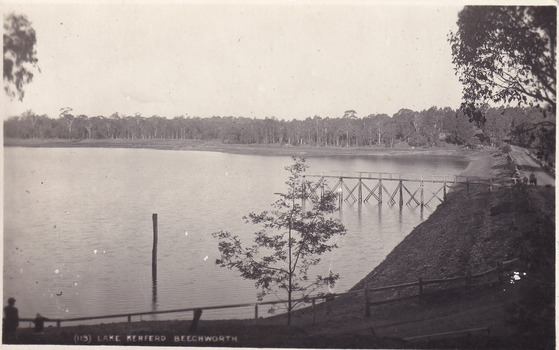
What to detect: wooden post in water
<box><xmin>443</xmin><ymin>181</ymin><xmax>447</xmax><ymax>201</ymax></box>
<box><xmin>420</xmin><ymin>176</ymin><xmax>424</xmax><ymax>207</ymax></box>
<box><xmin>378</xmin><ymin>179</ymin><xmax>383</xmax><ymax>204</ymax></box>
<box><xmin>358</xmin><ymin>178</ymin><xmax>363</xmax><ymax>204</ymax></box>
<box><xmin>152</xmin><ymin>214</ymin><xmax>158</xmax><ymax>283</ymax></box>
<box><xmin>399</xmin><ymin>180</ymin><xmax>403</xmax><ymax>207</ymax></box>
<box><xmin>338</xmin><ymin>178</ymin><xmax>343</xmax><ymax>209</ymax></box>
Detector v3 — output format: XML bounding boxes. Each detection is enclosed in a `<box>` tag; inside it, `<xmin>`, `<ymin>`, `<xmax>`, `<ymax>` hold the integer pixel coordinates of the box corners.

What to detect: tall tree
<box><xmin>213</xmin><ymin>158</ymin><xmax>346</xmax><ymax>326</ymax></box>
<box><xmin>449</xmin><ymin>6</ymin><xmax>556</xmax><ymax>113</ymax></box>
<box><xmin>21</xmin><ymin>109</ymin><xmax>39</xmax><ymax>138</ymax></box>
<box><xmin>3</xmin><ymin>13</ymin><xmax>39</xmax><ymax>100</ymax></box>
<box><xmin>342</xmin><ymin>110</ymin><xmax>357</xmax><ymax>147</ymax></box>
<box><xmin>59</xmin><ymin>107</ymin><xmax>74</xmax><ymax>138</ymax></box>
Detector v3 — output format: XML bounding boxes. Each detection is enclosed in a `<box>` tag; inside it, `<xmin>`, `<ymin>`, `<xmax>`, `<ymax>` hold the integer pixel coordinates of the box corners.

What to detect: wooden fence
<box><xmin>19</xmin><ymin>258</ymin><xmax>519</xmax><ymax>330</ymax></box>
<box><xmin>363</xmin><ymin>258</ymin><xmax>519</xmax><ymax>317</ymax></box>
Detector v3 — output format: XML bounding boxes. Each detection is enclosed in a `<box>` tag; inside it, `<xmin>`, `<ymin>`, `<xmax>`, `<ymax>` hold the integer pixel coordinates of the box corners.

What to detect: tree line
<box><xmin>4</xmin><ymin>106</ymin><xmax>555</xmax><ymax>161</ymax></box>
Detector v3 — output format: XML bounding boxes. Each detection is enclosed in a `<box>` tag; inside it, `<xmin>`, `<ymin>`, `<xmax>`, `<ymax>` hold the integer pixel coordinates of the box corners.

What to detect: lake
<box><xmin>3</xmin><ymin>147</ymin><xmax>468</xmax><ymax>322</ymax></box>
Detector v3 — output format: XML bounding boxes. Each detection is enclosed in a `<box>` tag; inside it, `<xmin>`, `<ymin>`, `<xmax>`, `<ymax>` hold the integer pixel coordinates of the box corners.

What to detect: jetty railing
<box><xmin>20</xmin><ymin>258</ymin><xmax>520</xmax><ymax>329</ymax></box>
<box><xmin>305</xmin><ymin>172</ymin><xmax>495</xmax><ymax>207</ymax></box>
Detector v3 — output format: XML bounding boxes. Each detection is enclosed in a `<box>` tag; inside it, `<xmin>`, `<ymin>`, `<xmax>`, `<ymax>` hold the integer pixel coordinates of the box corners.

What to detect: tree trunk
<box><xmin>287</xmin><ymin>224</ymin><xmax>292</xmax><ymax>327</ymax></box>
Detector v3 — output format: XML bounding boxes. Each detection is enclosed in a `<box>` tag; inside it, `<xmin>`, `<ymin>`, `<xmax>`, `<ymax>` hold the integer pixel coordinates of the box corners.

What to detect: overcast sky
<box><xmin>4</xmin><ymin>1</ymin><xmax>473</xmax><ymax>120</ymax></box>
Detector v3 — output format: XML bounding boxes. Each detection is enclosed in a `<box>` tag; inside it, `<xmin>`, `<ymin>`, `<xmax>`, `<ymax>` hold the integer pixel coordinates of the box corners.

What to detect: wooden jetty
<box><xmin>305</xmin><ymin>171</ymin><xmax>493</xmax><ymax>207</ymax></box>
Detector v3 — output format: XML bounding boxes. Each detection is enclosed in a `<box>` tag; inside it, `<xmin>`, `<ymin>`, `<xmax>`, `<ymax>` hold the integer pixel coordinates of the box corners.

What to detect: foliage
<box><xmin>4</xmin><ymin>106</ymin><xmax>554</xmax><ymax>162</ymax></box>
<box><xmin>212</xmin><ymin>158</ymin><xmax>346</xmax><ymax>326</ymax></box>
<box><xmin>499</xmin><ymin>143</ymin><xmax>512</xmax><ymax>154</ymax></box>
<box><xmin>444</xmin><ymin>109</ymin><xmax>477</xmax><ymax>146</ymax></box>
<box><xmin>3</xmin><ymin>13</ymin><xmax>39</xmax><ymax>101</ymax></box>
<box><xmin>449</xmin><ymin>6</ymin><xmax>556</xmax><ymax>113</ymax></box>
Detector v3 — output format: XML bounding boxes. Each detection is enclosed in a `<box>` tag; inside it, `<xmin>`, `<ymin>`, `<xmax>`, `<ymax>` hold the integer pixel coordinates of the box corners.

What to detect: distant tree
<box><xmin>213</xmin><ymin>158</ymin><xmax>346</xmax><ymax>327</ymax></box>
<box><xmin>59</xmin><ymin>107</ymin><xmax>74</xmax><ymax>138</ymax></box>
<box><xmin>342</xmin><ymin>110</ymin><xmax>358</xmax><ymax>146</ymax></box>
<box><xmin>3</xmin><ymin>13</ymin><xmax>39</xmax><ymax>101</ymax></box>
<box><xmin>483</xmin><ymin>107</ymin><xmax>512</xmax><ymax>146</ymax></box>
<box><xmin>21</xmin><ymin>109</ymin><xmax>39</xmax><ymax>138</ymax></box>
<box><xmin>75</xmin><ymin>114</ymin><xmax>92</xmax><ymax>139</ymax></box>
<box><xmin>449</xmin><ymin>6</ymin><xmax>556</xmax><ymax>113</ymax></box>
<box><xmin>444</xmin><ymin>109</ymin><xmax>477</xmax><ymax>146</ymax></box>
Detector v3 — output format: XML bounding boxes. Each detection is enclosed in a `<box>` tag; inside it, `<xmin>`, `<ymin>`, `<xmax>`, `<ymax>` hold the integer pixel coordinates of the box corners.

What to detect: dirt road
<box><xmin>509</xmin><ymin>145</ymin><xmax>555</xmax><ymax>186</ymax></box>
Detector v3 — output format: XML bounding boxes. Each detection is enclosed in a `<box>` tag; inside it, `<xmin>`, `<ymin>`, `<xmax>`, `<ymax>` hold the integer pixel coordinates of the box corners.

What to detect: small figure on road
<box><xmin>512</xmin><ymin>171</ymin><xmax>521</xmax><ymax>187</ymax></box>
<box><xmin>33</xmin><ymin>313</ymin><xmax>49</xmax><ymax>333</ymax></box>
<box><xmin>3</xmin><ymin>297</ymin><xmax>19</xmax><ymax>343</ymax></box>
<box><xmin>529</xmin><ymin>172</ymin><xmax>537</xmax><ymax>186</ymax></box>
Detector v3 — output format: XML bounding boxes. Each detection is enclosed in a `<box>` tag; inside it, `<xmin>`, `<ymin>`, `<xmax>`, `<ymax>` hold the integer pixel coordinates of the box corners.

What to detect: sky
<box><xmin>3</xmin><ymin>1</ymin><xmax>480</xmax><ymax>120</ymax></box>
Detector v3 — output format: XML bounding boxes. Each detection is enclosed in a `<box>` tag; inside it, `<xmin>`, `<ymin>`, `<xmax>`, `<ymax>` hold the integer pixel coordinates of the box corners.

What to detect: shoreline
<box><xmin>4</xmin><ymin>138</ymin><xmax>475</xmax><ymax>158</ymax></box>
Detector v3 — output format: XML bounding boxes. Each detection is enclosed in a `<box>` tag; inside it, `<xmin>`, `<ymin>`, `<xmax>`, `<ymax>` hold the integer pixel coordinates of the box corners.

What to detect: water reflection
<box><xmin>378</xmin><ymin>203</ymin><xmax>382</xmax><ymax>226</ymax></box>
<box><xmin>152</xmin><ymin>277</ymin><xmax>158</xmax><ymax>314</ymax></box>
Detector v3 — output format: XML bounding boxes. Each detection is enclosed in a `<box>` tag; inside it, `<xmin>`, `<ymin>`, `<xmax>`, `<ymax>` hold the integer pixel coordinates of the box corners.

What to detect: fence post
<box><xmin>254</xmin><ymin>304</ymin><xmax>258</xmax><ymax>325</ymax></box>
<box><xmin>57</xmin><ymin>320</ymin><xmax>61</xmax><ymax>328</ymax></box>
<box><xmin>189</xmin><ymin>309</ymin><xmax>203</xmax><ymax>333</ymax></box>
<box><xmin>364</xmin><ymin>285</ymin><xmax>371</xmax><ymax>317</ymax></box>
<box><xmin>418</xmin><ymin>278</ymin><xmax>423</xmax><ymax>300</ymax></box>
<box><xmin>312</xmin><ymin>298</ymin><xmax>316</xmax><ymax>326</ymax></box>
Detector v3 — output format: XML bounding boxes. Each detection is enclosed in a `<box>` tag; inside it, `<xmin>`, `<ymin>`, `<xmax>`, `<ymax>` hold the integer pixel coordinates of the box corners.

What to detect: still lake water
<box><xmin>4</xmin><ymin>147</ymin><xmax>468</xmax><ymax>322</ymax></box>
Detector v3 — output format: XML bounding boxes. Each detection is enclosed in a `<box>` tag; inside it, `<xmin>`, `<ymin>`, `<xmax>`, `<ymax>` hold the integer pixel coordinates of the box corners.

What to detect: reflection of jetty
<box><xmin>306</xmin><ymin>172</ymin><xmax>494</xmax><ymax>207</ymax></box>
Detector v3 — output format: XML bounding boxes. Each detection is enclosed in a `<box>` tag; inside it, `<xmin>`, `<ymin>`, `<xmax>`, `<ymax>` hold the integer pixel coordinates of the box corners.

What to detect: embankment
<box><xmin>341</xmin><ymin>149</ymin><xmax>555</xmax><ymax>349</ymax></box>
<box><xmin>351</xmin><ymin>150</ymin><xmax>516</xmax><ymax>290</ymax></box>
